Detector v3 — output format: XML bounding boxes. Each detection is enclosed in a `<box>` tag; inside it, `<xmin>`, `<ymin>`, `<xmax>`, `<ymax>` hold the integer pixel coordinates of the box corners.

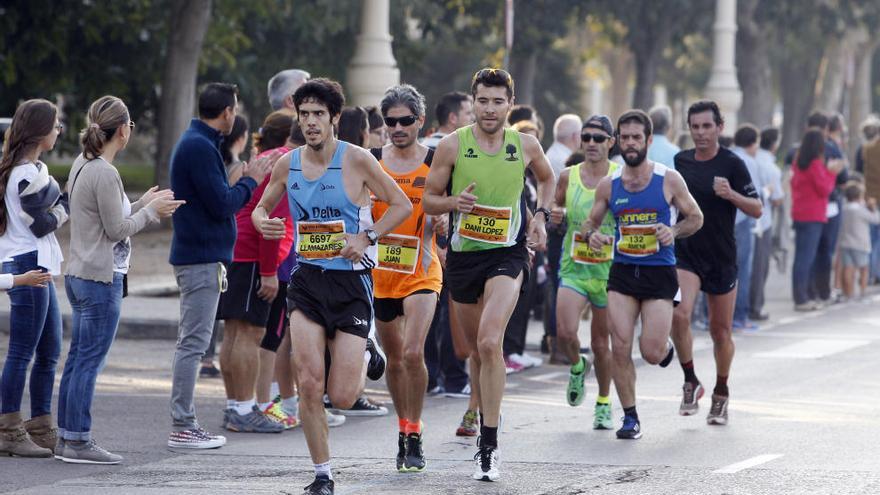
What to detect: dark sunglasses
<box><xmin>581</xmin><ymin>133</ymin><xmax>609</xmax><ymax>144</ymax></box>
<box><xmin>128</xmin><ymin>120</ymin><xmax>136</xmax><ymax>128</ymax></box>
<box><xmin>383</xmin><ymin>115</ymin><xmax>418</xmax><ymax>127</ymax></box>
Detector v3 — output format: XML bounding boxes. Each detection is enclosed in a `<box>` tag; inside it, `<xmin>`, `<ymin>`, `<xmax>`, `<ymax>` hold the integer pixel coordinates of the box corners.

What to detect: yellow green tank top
<box><xmin>560</xmin><ymin>161</ymin><xmax>618</xmax><ymax>280</ymax></box>
<box><xmin>450</xmin><ymin>125</ymin><xmax>526</xmax><ymax>252</ymax></box>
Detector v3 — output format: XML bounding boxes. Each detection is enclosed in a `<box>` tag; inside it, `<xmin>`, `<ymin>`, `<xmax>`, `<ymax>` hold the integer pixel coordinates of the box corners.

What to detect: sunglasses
<box><xmin>581</xmin><ymin>133</ymin><xmax>610</xmax><ymax>144</ymax></box>
<box><xmin>473</xmin><ymin>68</ymin><xmax>512</xmax><ymax>83</ymax></box>
<box><xmin>383</xmin><ymin>115</ymin><xmax>418</xmax><ymax>127</ymax></box>
<box><xmin>128</xmin><ymin>120</ymin><xmax>136</xmax><ymax>128</ymax></box>
<box><xmin>54</xmin><ymin>123</ymin><xmax>64</xmax><ymax>132</ymax></box>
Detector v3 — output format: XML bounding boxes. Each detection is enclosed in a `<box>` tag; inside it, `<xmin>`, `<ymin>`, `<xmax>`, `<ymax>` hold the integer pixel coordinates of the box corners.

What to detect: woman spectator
<box><xmin>0</xmin><ymin>99</ymin><xmax>67</xmax><ymax>458</ymax></box>
<box><xmin>790</xmin><ymin>129</ymin><xmax>845</xmax><ymax>311</ymax></box>
<box><xmin>337</xmin><ymin>107</ymin><xmax>369</xmax><ymax>147</ymax></box>
<box><xmin>57</xmin><ymin>96</ymin><xmax>183</xmax><ymax>464</ymax></box>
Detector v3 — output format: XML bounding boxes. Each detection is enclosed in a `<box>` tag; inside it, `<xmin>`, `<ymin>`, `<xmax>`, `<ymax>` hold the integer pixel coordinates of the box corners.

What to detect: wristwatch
<box><xmin>535</xmin><ymin>207</ymin><xmax>550</xmax><ymax>221</ymax></box>
<box><xmin>364</xmin><ymin>229</ymin><xmax>379</xmax><ymax>246</ymax></box>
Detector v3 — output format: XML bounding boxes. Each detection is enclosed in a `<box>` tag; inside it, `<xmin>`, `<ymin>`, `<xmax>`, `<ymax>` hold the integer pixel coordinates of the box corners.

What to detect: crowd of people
<box><xmin>1</xmin><ymin>64</ymin><xmax>879</xmax><ymax>495</ymax></box>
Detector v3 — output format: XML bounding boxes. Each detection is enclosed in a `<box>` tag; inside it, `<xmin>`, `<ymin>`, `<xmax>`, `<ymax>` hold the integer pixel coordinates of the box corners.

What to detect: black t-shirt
<box><xmin>674</xmin><ymin>147</ymin><xmax>759</xmax><ymax>267</ymax></box>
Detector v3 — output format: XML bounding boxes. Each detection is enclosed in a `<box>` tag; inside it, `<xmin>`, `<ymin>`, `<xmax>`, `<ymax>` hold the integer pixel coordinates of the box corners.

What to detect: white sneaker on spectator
<box><xmin>507</xmin><ymin>353</ymin><xmax>537</xmax><ymax>370</ymax></box>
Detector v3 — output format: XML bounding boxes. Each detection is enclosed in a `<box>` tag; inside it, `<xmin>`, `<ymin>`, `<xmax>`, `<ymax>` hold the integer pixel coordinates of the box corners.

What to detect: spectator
<box><xmin>861</xmin><ymin>115</ymin><xmax>880</xmax><ymax>282</ymax></box>
<box><xmin>58</xmin><ymin>96</ymin><xmax>182</xmax><ymax>464</ymax></box>
<box><xmin>545</xmin><ymin>114</ymin><xmax>582</xmax><ymax>177</ymax></box>
<box><xmin>648</xmin><ymin>105</ymin><xmax>680</xmax><ymax>169</ymax></box>
<box><xmin>855</xmin><ymin>114</ymin><xmax>880</xmax><ymax>175</ymax></box>
<box><xmin>422</xmin><ymin>92</ymin><xmax>474</xmax><ymax>150</ymax></box>
<box><xmin>790</xmin><ymin>129</ymin><xmax>844</xmax><ymax>311</ymax></box>
<box><xmin>839</xmin><ymin>182</ymin><xmax>880</xmax><ymax>300</ymax></box>
<box><xmin>267</xmin><ymin>69</ymin><xmax>310</xmax><ymax>112</ymax></box>
<box><xmin>365</xmin><ymin>106</ymin><xmax>387</xmax><ymax>148</ymax></box>
<box><xmin>337</xmin><ymin>107</ymin><xmax>369</xmax><ymax>147</ymax></box>
<box><xmin>730</xmin><ymin>124</ymin><xmax>763</xmax><ymax>330</ymax></box>
<box><xmin>166</xmin><ymin>83</ymin><xmax>274</xmax><ymax>449</ymax></box>
<box><xmin>508</xmin><ymin>104</ymin><xmax>536</xmax><ymax>127</ymax></box>
<box><xmin>749</xmin><ymin>127</ymin><xmax>784</xmax><ymax>321</ymax></box>
<box><xmin>0</xmin><ymin>99</ymin><xmax>67</xmax><ymax>458</ymax></box>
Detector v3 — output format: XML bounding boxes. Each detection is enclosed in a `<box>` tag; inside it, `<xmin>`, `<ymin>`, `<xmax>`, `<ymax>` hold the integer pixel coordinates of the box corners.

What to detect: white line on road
<box><xmin>713</xmin><ymin>454</ymin><xmax>783</xmax><ymax>474</ymax></box>
<box><xmin>527</xmin><ymin>371</ymin><xmax>568</xmax><ymax>382</ymax></box>
<box><xmin>754</xmin><ymin>338</ymin><xmax>870</xmax><ymax>359</ymax></box>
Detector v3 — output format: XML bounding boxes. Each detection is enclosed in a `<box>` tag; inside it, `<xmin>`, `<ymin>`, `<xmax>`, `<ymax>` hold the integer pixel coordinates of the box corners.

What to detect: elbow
<box><xmin>750</xmin><ymin>204</ymin><xmax>763</xmax><ymax>219</ymax></box>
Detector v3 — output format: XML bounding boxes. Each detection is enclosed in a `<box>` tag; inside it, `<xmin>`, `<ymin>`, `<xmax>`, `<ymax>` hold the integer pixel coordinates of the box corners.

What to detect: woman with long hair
<box><xmin>790</xmin><ymin>129</ymin><xmax>845</xmax><ymax>311</ymax></box>
<box><xmin>337</xmin><ymin>107</ymin><xmax>369</xmax><ymax>147</ymax></box>
<box><xmin>57</xmin><ymin>96</ymin><xmax>183</xmax><ymax>464</ymax></box>
<box><xmin>0</xmin><ymin>99</ymin><xmax>67</xmax><ymax>457</ymax></box>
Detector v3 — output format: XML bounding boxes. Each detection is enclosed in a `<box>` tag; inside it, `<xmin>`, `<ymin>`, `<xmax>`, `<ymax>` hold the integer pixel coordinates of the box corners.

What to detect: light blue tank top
<box><xmin>287</xmin><ymin>141</ymin><xmax>376</xmax><ymax>271</ymax></box>
<box><xmin>609</xmin><ymin>163</ymin><xmax>676</xmax><ymax>266</ymax></box>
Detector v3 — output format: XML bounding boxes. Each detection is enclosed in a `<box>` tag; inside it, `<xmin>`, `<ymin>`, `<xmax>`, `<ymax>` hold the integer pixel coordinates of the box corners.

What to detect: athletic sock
<box><xmin>259</xmin><ymin>401</ymin><xmax>273</xmax><ymax>411</ymax></box>
<box><xmin>314</xmin><ymin>461</ymin><xmax>332</xmax><ymax>480</ymax></box>
<box><xmin>571</xmin><ymin>356</ymin><xmax>585</xmax><ymax>374</ymax></box>
<box><xmin>282</xmin><ymin>395</ymin><xmax>298</xmax><ymax>410</ymax></box>
<box><xmin>623</xmin><ymin>406</ymin><xmax>638</xmax><ymax>421</ymax></box>
<box><xmin>226</xmin><ymin>399</ymin><xmax>235</xmax><ymax>409</ymax></box>
<box><xmin>681</xmin><ymin>360</ymin><xmax>699</xmax><ymax>385</ymax></box>
<box><xmin>234</xmin><ymin>399</ymin><xmax>256</xmax><ymax>415</ymax></box>
<box><xmin>270</xmin><ymin>381</ymin><xmax>280</xmax><ymax>399</ymax></box>
<box><xmin>405</xmin><ymin>420</ymin><xmax>422</xmax><ymax>435</ymax></box>
<box><xmin>596</xmin><ymin>395</ymin><xmax>611</xmax><ymax>406</ymax></box>
<box><xmin>480</xmin><ymin>425</ymin><xmax>498</xmax><ymax>448</ymax></box>
<box><xmin>398</xmin><ymin>417</ymin><xmax>408</xmax><ymax>434</ymax></box>
<box><xmin>714</xmin><ymin>375</ymin><xmax>729</xmax><ymax>396</ymax></box>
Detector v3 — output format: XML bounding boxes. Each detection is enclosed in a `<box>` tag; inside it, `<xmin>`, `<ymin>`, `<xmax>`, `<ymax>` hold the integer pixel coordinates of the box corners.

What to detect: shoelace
<box><xmin>474</xmin><ymin>447</ymin><xmax>495</xmax><ymax>471</ymax></box>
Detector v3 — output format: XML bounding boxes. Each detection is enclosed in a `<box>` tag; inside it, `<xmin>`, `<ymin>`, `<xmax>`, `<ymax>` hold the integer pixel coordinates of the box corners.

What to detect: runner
<box><xmin>671</xmin><ymin>100</ymin><xmax>762</xmax><ymax>426</ymax></box>
<box><xmin>550</xmin><ymin>114</ymin><xmax>618</xmax><ymax>430</ymax></box>
<box><xmin>252</xmin><ymin>78</ymin><xmax>412</xmax><ymax>495</ymax></box>
<box><xmin>424</xmin><ymin>68</ymin><xmax>555</xmax><ymax>481</ymax></box>
<box><xmin>585</xmin><ymin>109</ymin><xmax>703</xmax><ymax>440</ymax></box>
<box><xmin>370</xmin><ymin>84</ymin><xmax>444</xmax><ymax>473</ymax></box>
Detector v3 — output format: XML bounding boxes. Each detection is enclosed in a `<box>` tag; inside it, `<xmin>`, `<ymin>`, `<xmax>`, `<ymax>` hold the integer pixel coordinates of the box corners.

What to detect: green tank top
<box><xmin>560</xmin><ymin>161</ymin><xmax>618</xmax><ymax>280</ymax></box>
<box><xmin>449</xmin><ymin>125</ymin><xmax>526</xmax><ymax>252</ymax></box>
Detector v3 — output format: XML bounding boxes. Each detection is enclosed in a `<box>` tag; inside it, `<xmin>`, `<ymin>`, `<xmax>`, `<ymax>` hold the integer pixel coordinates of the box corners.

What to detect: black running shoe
<box><xmin>616</xmin><ymin>415</ymin><xmax>642</xmax><ymax>440</ymax></box>
<box><xmin>303</xmin><ymin>476</ymin><xmax>334</xmax><ymax>495</ymax></box>
<box><xmin>366</xmin><ymin>338</ymin><xmax>386</xmax><ymax>381</ymax></box>
<box><xmin>404</xmin><ymin>433</ymin><xmax>426</xmax><ymax>472</ymax></box>
<box><xmin>396</xmin><ymin>432</ymin><xmax>406</xmax><ymax>472</ymax></box>
<box><xmin>659</xmin><ymin>338</ymin><xmax>675</xmax><ymax>368</ymax></box>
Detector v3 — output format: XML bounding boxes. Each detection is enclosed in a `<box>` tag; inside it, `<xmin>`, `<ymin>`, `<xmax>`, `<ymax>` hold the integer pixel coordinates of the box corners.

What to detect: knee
<box><xmin>590</xmin><ymin>336</ymin><xmax>610</xmax><ymax>358</ymax></box>
<box><xmin>640</xmin><ymin>341</ymin><xmax>665</xmax><ymax>365</ymax></box>
<box><xmin>402</xmin><ymin>346</ymin><xmax>424</xmax><ymax>370</ymax></box>
<box><xmin>328</xmin><ymin>388</ymin><xmax>357</xmax><ymax>410</ymax></box>
<box><xmin>709</xmin><ymin>327</ymin><xmax>733</xmax><ymax>346</ymax></box>
<box><xmin>297</xmin><ymin>375</ymin><xmax>325</xmax><ymax>404</ymax></box>
<box><xmin>476</xmin><ymin>335</ymin><xmax>502</xmax><ymax>360</ymax></box>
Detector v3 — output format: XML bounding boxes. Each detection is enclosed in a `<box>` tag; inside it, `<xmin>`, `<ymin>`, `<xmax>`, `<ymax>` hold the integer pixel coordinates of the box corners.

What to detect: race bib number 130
<box><xmin>297</xmin><ymin>220</ymin><xmax>346</xmax><ymax>259</ymax></box>
<box><xmin>458</xmin><ymin>204</ymin><xmax>512</xmax><ymax>245</ymax></box>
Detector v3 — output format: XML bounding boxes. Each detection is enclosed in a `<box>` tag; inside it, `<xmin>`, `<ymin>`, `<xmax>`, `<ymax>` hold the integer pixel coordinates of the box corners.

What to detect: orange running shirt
<box><xmin>371</xmin><ymin>151</ymin><xmax>442</xmax><ymax>299</ymax></box>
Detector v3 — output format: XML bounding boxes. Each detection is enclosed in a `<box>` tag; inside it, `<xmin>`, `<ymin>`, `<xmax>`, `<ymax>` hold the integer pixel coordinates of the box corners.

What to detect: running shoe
<box><xmin>456</xmin><ymin>409</ymin><xmax>479</xmax><ymax>437</ymax></box>
<box><xmin>225</xmin><ymin>406</ymin><xmax>285</xmax><ymax>433</ymax></box>
<box><xmin>732</xmin><ymin>319</ymin><xmax>760</xmax><ymax>332</ymax></box>
<box><xmin>706</xmin><ymin>394</ymin><xmax>729</xmax><ymax>425</ymax></box>
<box><xmin>426</xmin><ymin>385</ymin><xmax>444</xmax><ymax>396</ymax></box>
<box><xmin>659</xmin><ymin>338</ymin><xmax>675</xmax><ymax>368</ymax></box>
<box><xmin>303</xmin><ymin>476</ymin><xmax>334</xmax><ymax>495</ymax></box>
<box><xmin>566</xmin><ymin>355</ymin><xmax>591</xmax><ymax>407</ymax></box>
<box><xmin>264</xmin><ymin>402</ymin><xmax>298</xmax><ymax>429</ymax></box>
<box><xmin>325</xmin><ymin>410</ymin><xmax>346</xmax><ymax>427</ymax></box>
<box><xmin>679</xmin><ymin>381</ymin><xmax>704</xmax><ymax>416</ymax></box>
<box><xmin>199</xmin><ymin>364</ymin><xmax>221</xmax><ymax>378</ymax></box>
<box><xmin>507</xmin><ymin>353</ymin><xmax>541</xmax><ymax>370</ymax></box>
<box><xmin>794</xmin><ymin>301</ymin><xmax>820</xmax><ymax>312</ymax></box>
<box><xmin>338</xmin><ymin>396</ymin><xmax>388</xmax><ymax>416</ymax></box>
<box><xmin>221</xmin><ymin>408</ymin><xmax>230</xmax><ymax>430</ymax></box>
<box><xmin>365</xmin><ymin>338</ymin><xmax>386</xmax><ymax>381</ymax></box>
<box><xmin>443</xmin><ymin>383</ymin><xmax>471</xmax><ymax>399</ymax></box>
<box><xmin>504</xmin><ymin>356</ymin><xmax>524</xmax><ymax>374</ymax></box>
<box><xmin>403</xmin><ymin>432</ymin><xmax>426</xmax><ymax>472</ymax></box>
<box><xmin>615</xmin><ymin>415</ymin><xmax>641</xmax><ymax>440</ymax></box>
<box><xmin>59</xmin><ymin>440</ymin><xmax>122</xmax><ymax>465</ymax></box>
<box><xmin>472</xmin><ymin>437</ymin><xmax>500</xmax><ymax>481</ymax></box>
<box><xmin>167</xmin><ymin>428</ymin><xmax>226</xmax><ymax>449</ymax></box>
<box><xmin>396</xmin><ymin>432</ymin><xmax>406</xmax><ymax>472</ymax></box>
<box><xmin>593</xmin><ymin>403</ymin><xmax>613</xmax><ymax>430</ymax></box>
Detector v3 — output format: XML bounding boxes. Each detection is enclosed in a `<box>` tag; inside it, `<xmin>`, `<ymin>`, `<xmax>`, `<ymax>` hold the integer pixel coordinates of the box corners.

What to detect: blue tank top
<box><xmin>287</xmin><ymin>141</ymin><xmax>376</xmax><ymax>271</ymax></box>
<box><xmin>608</xmin><ymin>163</ymin><xmax>675</xmax><ymax>266</ymax></box>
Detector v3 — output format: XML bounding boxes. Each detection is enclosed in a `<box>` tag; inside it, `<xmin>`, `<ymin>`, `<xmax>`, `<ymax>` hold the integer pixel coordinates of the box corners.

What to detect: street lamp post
<box><xmin>346</xmin><ymin>0</ymin><xmax>400</xmax><ymax>107</ymax></box>
<box><xmin>705</xmin><ymin>0</ymin><xmax>742</xmax><ymax>131</ymax></box>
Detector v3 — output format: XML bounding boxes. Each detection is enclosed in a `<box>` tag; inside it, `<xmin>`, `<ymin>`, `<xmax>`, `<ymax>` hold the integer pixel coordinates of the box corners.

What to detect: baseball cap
<box><xmin>583</xmin><ymin>114</ymin><xmax>614</xmax><ymax>136</ymax></box>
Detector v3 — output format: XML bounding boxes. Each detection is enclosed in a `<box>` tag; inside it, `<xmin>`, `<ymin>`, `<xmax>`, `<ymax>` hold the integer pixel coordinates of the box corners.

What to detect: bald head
<box><xmin>268</xmin><ymin>69</ymin><xmax>310</xmax><ymax>111</ymax></box>
<box><xmin>553</xmin><ymin>113</ymin><xmax>582</xmax><ymax>150</ymax></box>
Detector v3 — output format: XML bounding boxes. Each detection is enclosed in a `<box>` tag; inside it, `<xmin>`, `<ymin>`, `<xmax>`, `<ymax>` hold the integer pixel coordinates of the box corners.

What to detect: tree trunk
<box><xmin>155</xmin><ymin>0</ymin><xmax>213</xmax><ymax>188</ymax></box>
<box><xmin>779</xmin><ymin>56</ymin><xmax>821</xmax><ymax>159</ymax></box>
<box><xmin>813</xmin><ymin>37</ymin><xmax>853</xmax><ymax>114</ymax></box>
<box><xmin>736</xmin><ymin>0</ymin><xmax>773</xmax><ymax>127</ymax></box>
<box><xmin>631</xmin><ymin>46</ymin><xmax>661</xmax><ymax>110</ymax></box>
<box><xmin>603</xmin><ymin>47</ymin><xmax>634</xmax><ymax>120</ymax></box>
<box><xmin>510</xmin><ymin>51</ymin><xmax>538</xmax><ymax>106</ymax></box>
<box><xmin>848</xmin><ymin>31</ymin><xmax>877</xmax><ymax>164</ymax></box>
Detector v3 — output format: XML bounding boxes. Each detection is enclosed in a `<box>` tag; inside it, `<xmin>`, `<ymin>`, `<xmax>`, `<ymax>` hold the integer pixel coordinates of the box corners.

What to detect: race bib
<box><xmin>617</xmin><ymin>224</ymin><xmax>659</xmax><ymax>257</ymax></box>
<box><xmin>296</xmin><ymin>220</ymin><xmax>346</xmax><ymax>259</ymax></box>
<box><xmin>458</xmin><ymin>204</ymin><xmax>512</xmax><ymax>244</ymax></box>
<box><xmin>571</xmin><ymin>232</ymin><xmax>613</xmax><ymax>265</ymax></box>
<box><xmin>377</xmin><ymin>234</ymin><xmax>420</xmax><ymax>274</ymax></box>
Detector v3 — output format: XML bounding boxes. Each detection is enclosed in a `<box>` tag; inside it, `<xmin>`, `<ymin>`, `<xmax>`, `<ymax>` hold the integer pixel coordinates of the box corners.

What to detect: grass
<box><xmin>47</xmin><ymin>161</ymin><xmax>156</xmax><ymax>192</ymax></box>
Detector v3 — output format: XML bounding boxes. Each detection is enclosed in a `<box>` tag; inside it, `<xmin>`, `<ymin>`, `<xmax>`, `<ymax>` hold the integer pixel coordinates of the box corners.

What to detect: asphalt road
<box><xmin>2</xmin><ymin>293</ymin><xmax>880</xmax><ymax>494</ymax></box>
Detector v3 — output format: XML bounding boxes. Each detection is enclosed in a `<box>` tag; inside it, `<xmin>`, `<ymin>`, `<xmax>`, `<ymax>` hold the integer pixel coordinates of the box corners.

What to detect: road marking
<box><xmin>754</xmin><ymin>338</ymin><xmax>870</xmax><ymax>359</ymax></box>
<box><xmin>527</xmin><ymin>371</ymin><xmax>568</xmax><ymax>382</ymax></box>
<box><xmin>713</xmin><ymin>454</ymin><xmax>783</xmax><ymax>474</ymax></box>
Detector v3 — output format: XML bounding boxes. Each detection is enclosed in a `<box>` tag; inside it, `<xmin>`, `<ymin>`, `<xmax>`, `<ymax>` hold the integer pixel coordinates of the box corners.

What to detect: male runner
<box><xmin>671</xmin><ymin>100</ymin><xmax>762</xmax><ymax>426</ymax></box>
<box><xmin>370</xmin><ymin>84</ymin><xmax>444</xmax><ymax>473</ymax></box>
<box><xmin>586</xmin><ymin>109</ymin><xmax>703</xmax><ymax>439</ymax></box>
<box><xmin>550</xmin><ymin>114</ymin><xmax>617</xmax><ymax>430</ymax></box>
<box><xmin>424</xmin><ymin>68</ymin><xmax>555</xmax><ymax>481</ymax></box>
<box><xmin>252</xmin><ymin>78</ymin><xmax>412</xmax><ymax>495</ymax></box>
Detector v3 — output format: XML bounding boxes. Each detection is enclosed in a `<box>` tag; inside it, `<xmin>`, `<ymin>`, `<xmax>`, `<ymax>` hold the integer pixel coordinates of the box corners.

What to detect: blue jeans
<box><xmin>0</xmin><ymin>251</ymin><xmax>61</xmax><ymax>416</ymax></box>
<box><xmin>733</xmin><ymin>220</ymin><xmax>754</xmax><ymax>323</ymax></box>
<box><xmin>808</xmin><ymin>211</ymin><xmax>842</xmax><ymax>301</ymax></box>
<box><xmin>57</xmin><ymin>274</ymin><xmax>123</xmax><ymax>441</ymax></box>
<box><xmin>870</xmin><ymin>224</ymin><xmax>880</xmax><ymax>283</ymax></box>
<box><xmin>792</xmin><ymin>222</ymin><xmax>825</xmax><ymax>305</ymax></box>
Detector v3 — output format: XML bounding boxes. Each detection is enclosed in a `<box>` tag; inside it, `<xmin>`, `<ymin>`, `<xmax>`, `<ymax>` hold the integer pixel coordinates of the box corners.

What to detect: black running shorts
<box><xmin>607</xmin><ymin>263</ymin><xmax>680</xmax><ymax>304</ymax></box>
<box><xmin>445</xmin><ymin>242</ymin><xmax>530</xmax><ymax>304</ymax></box>
<box><xmin>286</xmin><ymin>263</ymin><xmax>373</xmax><ymax>339</ymax></box>
<box><xmin>676</xmin><ymin>254</ymin><xmax>738</xmax><ymax>295</ymax></box>
<box><xmin>218</xmin><ymin>261</ymin><xmax>272</xmax><ymax>327</ymax></box>
<box><xmin>374</xmin><ymin>288</ymin><xmax>438</xmax><ymax>322</ymax></box>
<box><xmin>260</xmin><ymin>281</ymin><xmax>289</xmax><ymax>352</ymax></box>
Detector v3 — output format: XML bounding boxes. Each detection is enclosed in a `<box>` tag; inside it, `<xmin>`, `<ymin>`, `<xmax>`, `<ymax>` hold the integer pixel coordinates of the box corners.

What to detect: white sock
<box><xmin>226</xmin><ymin>399</ymin><xmax>235</xmax><ymax>409</ymax></box>
<box><xmin>259</xmin><ymin>401</ymin><xmax>273</xmax><ymax>411</ymax></box>
<box><xmin>234</xmin><ymin>399</ymin><xmax>255</xmax><ymax>415</ymax></box>
<box><xmin>314</xmin><ymin>461</ymin><xmax>332</xmax><ymax>480</ymax></box>
<box><xmin>282</xmin><ymin>396</ymin><xmax>299</xmax><ymax>410</ymax></box>
<box><xmin>270</xmin><ymin>381</ymin><xmax>280</xmax><ymax>398</ymax></box>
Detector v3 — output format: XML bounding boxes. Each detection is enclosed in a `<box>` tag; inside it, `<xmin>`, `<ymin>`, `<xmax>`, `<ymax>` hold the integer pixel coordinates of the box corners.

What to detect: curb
<box><xmin>0</xmin><ymin>311</ymin><xmax>180</xmax><ymax>340</ymax></box>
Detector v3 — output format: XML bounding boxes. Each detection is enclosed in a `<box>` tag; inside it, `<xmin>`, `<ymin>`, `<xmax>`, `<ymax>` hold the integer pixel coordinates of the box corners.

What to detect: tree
<box><xmin>736</xmin><ymin>0</ymin><xmax>774</xmax><ymax>127</ymax></box>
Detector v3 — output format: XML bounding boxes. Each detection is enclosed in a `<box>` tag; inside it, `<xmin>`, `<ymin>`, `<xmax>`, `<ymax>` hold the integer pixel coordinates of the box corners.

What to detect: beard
<box><xmin>623</xmin><ymin>147</ymin><xmax>647</xmax><ymax>167</ymax></box>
